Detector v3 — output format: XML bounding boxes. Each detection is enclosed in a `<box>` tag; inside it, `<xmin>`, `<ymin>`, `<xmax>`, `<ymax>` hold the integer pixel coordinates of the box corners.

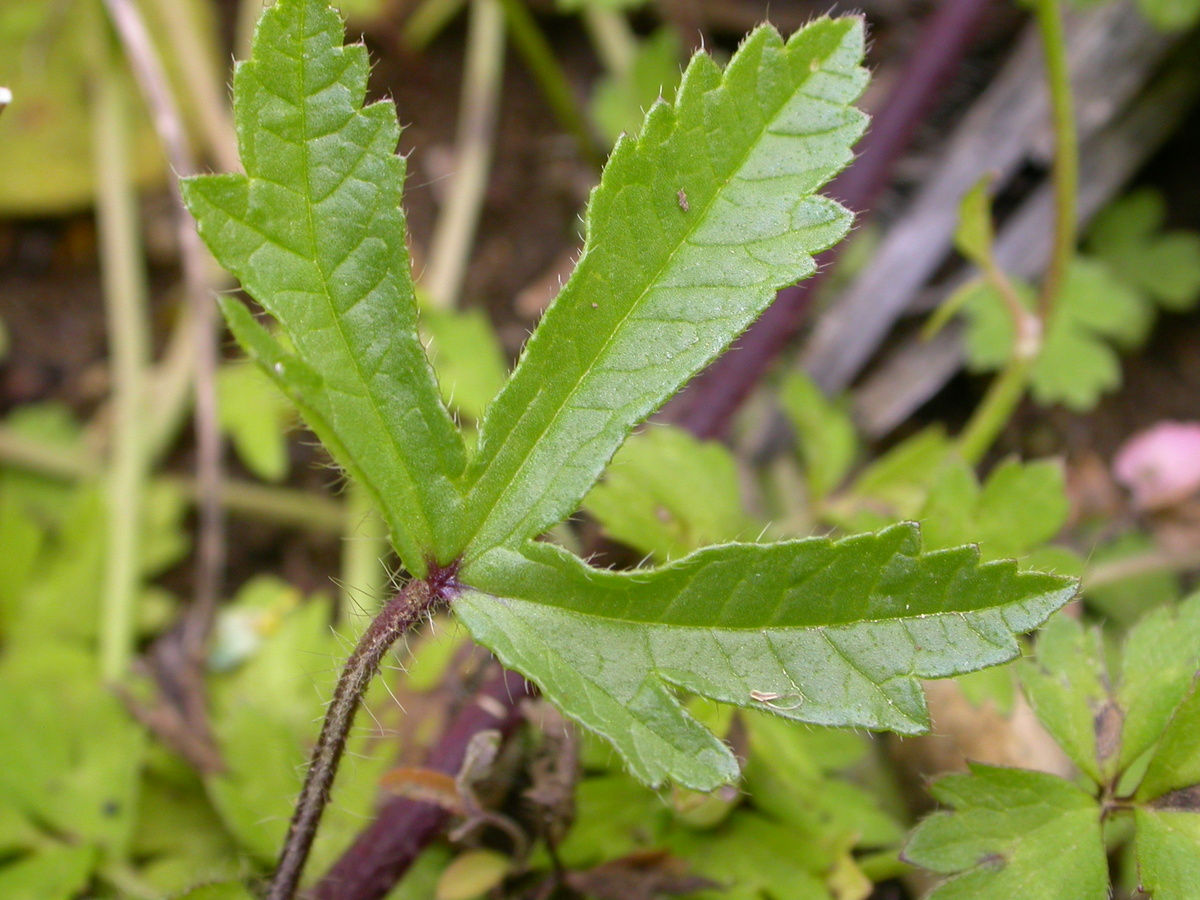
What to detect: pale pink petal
<box><xmin>1113</xmin><ymin>421</ymin><xmax>1200</xmax><ymax>510</ymax></box>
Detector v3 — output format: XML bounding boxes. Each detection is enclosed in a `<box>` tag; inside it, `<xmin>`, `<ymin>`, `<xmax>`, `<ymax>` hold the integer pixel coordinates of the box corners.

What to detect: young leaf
<box><xmin>590</xmin><ymin>28</ymin><xmax>683</xmax><ymax>146</ymax></box>
<box><xmin>1087</xmin><ymin>188</ymin><xmax>1200</xmax><ymax>311</ymax></box>
<box><xmin>1019</xmin><ymin>614</ymin><xmax>1108</xmax><ymax>782</ymax></box>
<box><xmin>963</xmin><ymin>259</ymin><xmax>1150</xmax><ymax>410</ymax></box>
<box><xmin>1134</xmin><ymin>807</ymin><xmax>1200</xmax><ymax>900</ymax></box>
<box><xmin>954</xmin><ymin>175</ymin><xmax>996</xmax><ymax>268</ymax></box>
<box><xmin>919</xmin><ymin>457</ymin><xmax>1069</xmax><ymax>561</ymax></box>
<box><xmin>903</xmin><ymin>765</ymin><xmax>1107</xmax><ymax>900</ymax></box>
<box><xmin>779</xmin><ymin>371</ymin><xmax>859</xmax><ymax>501</ymax></box>
<box><xmin>456</xmin><ymin>524</ymin><xmax>1074</xmax><ymax>788</ymax></box>
<box><xmin>181</xmin><ymin>0</ymin><xmax>466</xmax><ymax>574</ymax></box>
<box><xmin>459</xmin><ymin>20</ymin><xmax>868</xmax><ymax>558</ymax></box>
<box><xmin>1116</xmin><ymin>594</ymin><xmax>1200</xmax><ymax>775</ymax></box>
<box><xmin>582</xmin><ymin>426</ymin><xmax>755</xmax><ymax>562</ymax></box>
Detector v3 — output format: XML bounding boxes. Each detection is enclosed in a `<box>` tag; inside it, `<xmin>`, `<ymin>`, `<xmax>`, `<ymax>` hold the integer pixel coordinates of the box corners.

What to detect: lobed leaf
<box><xmin>455</xmin><ymin>524</ymin><xmax>1074</xmax><ymax>788</ymax></box>
<box><xmin>181</xmin><ymin>0</ymin><xmax>465</xmax><ymax>574</ymax></box>
<box><xmin>903</xmin><ymin>764</ymin><xmax>1106</xmax><ymax>900</ymax></box>
<box><xmin>458</xmin><ymin>19</ymin><xmax>868</xmax><ymax>558</ymax></box>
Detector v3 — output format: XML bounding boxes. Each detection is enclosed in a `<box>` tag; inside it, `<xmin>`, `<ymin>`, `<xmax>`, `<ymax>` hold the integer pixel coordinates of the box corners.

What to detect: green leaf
<box><xmin>581</xmin><ymin>425</ymin><xmax>755</xmax><ymax>562</ymax></box>
<box><xmin>420</xmin><ymin>307</ymin><xmax>508</xmax><ymax>423</ymax></box>
<box><xmin>456</xmin><ymin>524</ymin><xmax>1074</xmax><ymax>788</ymax></box>
<box><xmin>903</xmin><ymin>765</ymin><xmax>1106</xmax><ymax>900</ymax></box>
<box><xmin>824</xmin><ymin>426</ymin><xmax>953</xmax><ymax>532</ymax></box>
<box><xmin>1136</xmin><ymin>807</ymin><xmax>1200</xmax><ymax>900</ymax></box>
<box><xmin>217</xmin><ymin>360</ymin><xmax>293</xmax><ymax>482</ymax></box>
<box><xmin>1136</xmin><ymin>676</ymin><xmax>1200</xmax><ymax>802</ymax></box>
<box><xmin>920</xmin><ymin>456</ymin><xmax>1069</xmax><ymax>561</ymax></box>
<box><xmin>779</xmin><ymin>371</ymin><xmax>859</xmax><ymax>501</ymax></box>
<box><xmin>590</xmin><ymin>28</ymin><xmax>683</xmax><ymax>146</ymax></box>
<box><xmin>1019</xmin><ymin>613</ymin><xmax>1108</xmax><ymax>782</ymax></box>
<box><xmin>0</xmin><ymin>845</ymin><xmax>96</xmax><ymax>900</ymax></box>
<box><xmin>963</xmin><ymin>258</ymin><xmax>1151</xmax><ymax>411</ymax></box>
<box><xmin>954</xmin><ymin>175</ymin><xmax>996</xmax><ymax>268</ymax></box>
<box><xmin>181</xmin><ymin>0</ymin><xmax>466</xmax><ymax>574</ymax></box>
<box><xmin>459</xmin><ymin>20</ymin><xmax>868</xmax><ymax>558</ymax></box>
<box><xmin>1086</xmin><ymin>188</ymin><xmax>1200</xmax><ymax>311</ymax></box>
<box><xmin>1116</xmin><ymin>595</ymin><xmax>1200</xmax><ymax>777</ymax></box>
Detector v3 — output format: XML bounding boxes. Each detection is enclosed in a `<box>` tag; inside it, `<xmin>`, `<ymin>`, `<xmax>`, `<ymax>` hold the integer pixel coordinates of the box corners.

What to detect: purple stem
<box><xmin>312</xmin><ymin>666</ymin><xmax>533</xmax><ymax>900</ymax></box>
<box><xmin>665</xmin><ymin>0</ymin><xmax>998</xmax><ymax>439</ymax></box>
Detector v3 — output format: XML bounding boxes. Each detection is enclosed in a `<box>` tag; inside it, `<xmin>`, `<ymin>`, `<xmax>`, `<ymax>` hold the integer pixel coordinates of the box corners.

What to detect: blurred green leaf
<box><xmin>0</xmin><ymin>845</ymin><xmax>96</xmax><ymax>900</ymax></box>
<box><xmin>421</xmin><ymin>307</ymin><xmax>509</xmax><ymax>424</ymax></box>
<box><xmin>1019</xmin><ymin>614</ymin><xmax>1108</xmax><ymax>782</ymax></box>
<box><xmin>920</xmin><ymin>457</ymin><xmax>1069</xmax><ymax>560</ymax></box>
<box><xmin>666</xmin><ymin>811</ymin><xmax>833</xmax><ymax>900</ymax></box>
<box><xmin>590</xmin><ymin>28</ymin><xmax>682</xmax><ymax>145</ymax></box>
<box><xmin>963</xmin><ymin>259</ymin><xmax>1150</xmax><ymax>411</ymax></box>
<box><xmin>825</xmin><ymin>426</ymin><xmax>953</xmax><ymax>531</ymax></box>
<box><xmin>1084</xmin><ymin>532</ymin><xmax>1181</xmax><ymax>626</ymax></box>
<box><xmin>207</xmin><ymin>594</ymin><xmax>396</xmax><ymax>873</ymax></box>
<box><xmin>0</xmin><ymin>678</ymin><xmax>145</xmax><ymax>857</ymax></box>
<box><xmin>780</xmin><ymin>371</ymin><xmax>859</xmax><ymax>501</ymax></box>
<box><xmin>582</xmin><ymin>425</ymin><xmax>755</xmax><ymax>561</ymax></box>
<box><xmin>1087</xmin><ymin>188</ymin><xmax>1200</xmax><ymax>310</ymax></box>
<box><xmin>218</xmin><ymin>360</ymin><xmax>293</xmax><ymax>482</ymax></box>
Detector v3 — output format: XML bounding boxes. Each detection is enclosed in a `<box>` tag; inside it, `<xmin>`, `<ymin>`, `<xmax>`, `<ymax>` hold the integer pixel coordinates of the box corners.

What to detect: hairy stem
<box><xmin>1032</xmin><ymin>0</ymin><xmax>1078</xmax><ymax>319</ymax></box>
<box><xmin>266</xmin><ymin>571</ymin><xmax>459</xmax><ymax>900</ymax></box>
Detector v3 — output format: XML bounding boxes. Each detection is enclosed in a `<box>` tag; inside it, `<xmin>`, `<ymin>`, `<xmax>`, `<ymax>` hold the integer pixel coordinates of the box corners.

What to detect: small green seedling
<box><xmin>906</xmin><ymin>595</ymin><xmax>1200</xmax><ymax>899</ymax></box>
<box><xmin>182</xmin><ymin>1</ymin><xmax>1075</xmax><ymax>894</ymax></box>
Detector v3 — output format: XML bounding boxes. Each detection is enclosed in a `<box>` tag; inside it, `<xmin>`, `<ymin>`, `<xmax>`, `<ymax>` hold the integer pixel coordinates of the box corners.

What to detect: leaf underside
<box><xmin>457</xmin><ymin>525</ymin><xmax>1075</xmax><ymax>788</ymax></box>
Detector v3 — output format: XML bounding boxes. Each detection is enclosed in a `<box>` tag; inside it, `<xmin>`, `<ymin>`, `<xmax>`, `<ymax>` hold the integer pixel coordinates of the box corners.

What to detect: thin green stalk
<box><xmin>1033</xmin><ymin>0</ymin><xmax>1078</xmax><ymax>318</ymax></box>
<box><xmin>92</xmin><ymin>46</ymin><xmax>152</xmax><ymax>683</ymax></box>
<box><xmin>423</xmin><ymin>0</ymin><xmax>506</xmax><ymax>309</ymax></box>
<box><xmin>0</xmin><ymin>424</ymin><xmax>347</xmax><ymax>534</ymax></box>
<box><xmin>403</xmin><ymin>0</ymin><xmax>468</xmax><ymax>50</ymax></box>
<box><xmin>496</xmin><ymin>0</ymin><xmax>601</xmax><ymax>168</ymax></box>
<box><xmin>582</xmin><ymin>6</ymin><xmax>635</xmax><ymax>76</ymax></box>
<box><xmin>140</xmin><ymin>0</ymin><xmax>239</xmax><ymax>172</ymax></box>
<box><xmin>957</xmin><ymin>354</ymin><xmax>1035</xmax><ymax>466</ymax></box>
<box><xmin>340</xmin><ymin>478</ymin><xmax>392</xmax><ymax>620</ymax></box>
